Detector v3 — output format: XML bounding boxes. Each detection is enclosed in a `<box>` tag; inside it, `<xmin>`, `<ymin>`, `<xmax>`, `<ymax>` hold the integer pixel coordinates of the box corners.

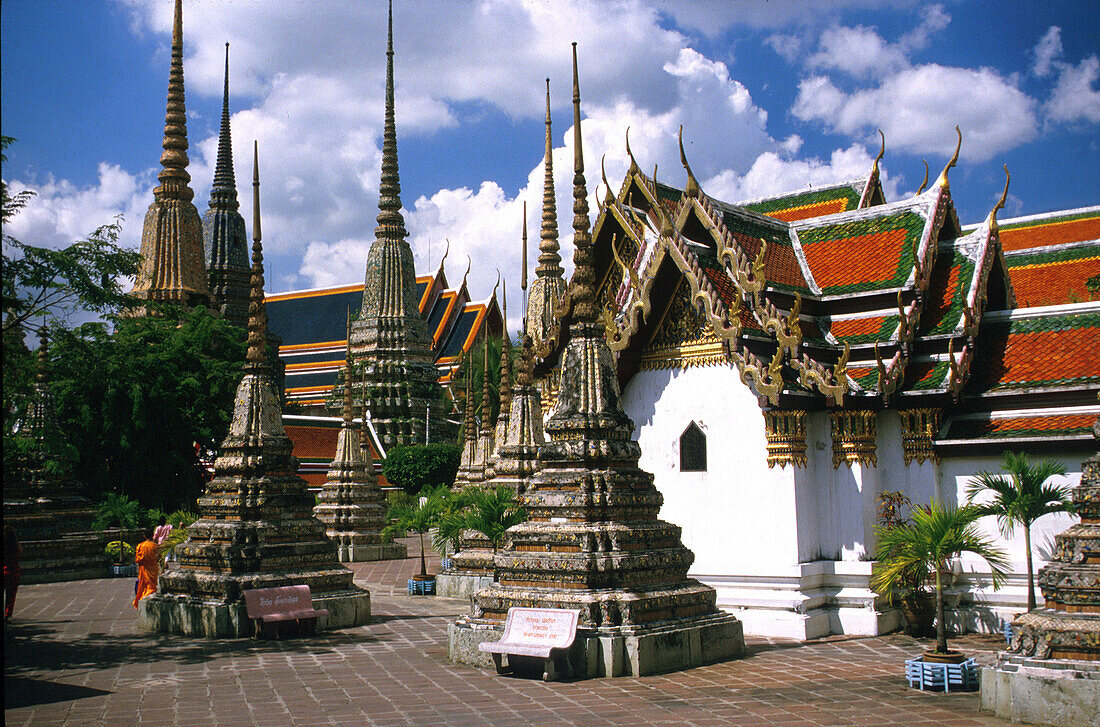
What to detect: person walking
<box><xmin>3</xmin><ymin>525</ymin><xmax>21</xmax><ymax>621</ymax></box>
<box><xmin>132</xmin><ymin>530</ymin><xmax>159</xmax><ymax>609</ymax></box>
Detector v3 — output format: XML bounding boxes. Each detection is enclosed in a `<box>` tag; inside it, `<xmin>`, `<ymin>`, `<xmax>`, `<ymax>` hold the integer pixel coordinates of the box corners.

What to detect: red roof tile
<box><xmin>1000</xmin><ymin>214</ymin><xmax>1100</xmax><ymax>252</ymax></box>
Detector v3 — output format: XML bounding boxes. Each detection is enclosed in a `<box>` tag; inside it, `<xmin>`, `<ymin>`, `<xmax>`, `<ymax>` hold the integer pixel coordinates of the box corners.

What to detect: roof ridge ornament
<box><xmin>935</xmin><ymin>125</ymin><xmax>962</xmax><ymax>190</ymax></box>
<box><xmin>625</xmin><ymin>126</ymin><xmax>640</xmax><ymax>176</ymax></box>
<box><xmin>990</xmin><ymin>164</ymin><xmax>1010</xmax><ymax>232</ymax></box>
<box><xmin>437</xmin><ymin>238</ymin><xmax>450</xmax><ymax>276</ymax></box>
<box><xmin>460</xmin><ymin>255</ymin><xmax>472</xmax><ymax>292</ymax></box>
<box><xmin>871</xmin><ymin>129</ymin><xmax>885</xmax><ymax>179</ymax></box>
<box><xmin>678</xmin><ymin>125</ymin><xmax>701</xmax><ymax>199</ymax></box>
<box><xmin>916</xmin><ymin>159</ymin><xmax>929</xmax><ymax>195</ymax></box>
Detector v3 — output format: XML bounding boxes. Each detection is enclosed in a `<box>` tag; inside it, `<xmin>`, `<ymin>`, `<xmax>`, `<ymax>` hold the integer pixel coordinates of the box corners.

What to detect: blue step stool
<box><xmin>905</xmin><ymin>657</ymin><xmax>979</xmax><ymax>692</ymax></box>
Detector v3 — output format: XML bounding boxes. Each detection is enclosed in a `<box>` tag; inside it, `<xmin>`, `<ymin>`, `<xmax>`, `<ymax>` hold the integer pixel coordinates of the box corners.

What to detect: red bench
<box><xmin>242</xmin><ymin>585</ymin><xmax>329</xmax><ymax>639</ymax></box>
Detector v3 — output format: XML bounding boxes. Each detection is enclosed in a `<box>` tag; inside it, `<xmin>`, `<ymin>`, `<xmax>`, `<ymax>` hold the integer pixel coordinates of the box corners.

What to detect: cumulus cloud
<box><xmin>1029</xmin><ymin>27</ymin><xmax>1100</xmax><ymax>125</ymax></box>
<box><xmin>1032</xmin><ymin>26</ymin><xmax>1062</xmax><ymax>78</ymax></box>
<box><xmin>806</xmin><ymin>4</ymin><xmax>949</xmax><ymax>79</ymax></box>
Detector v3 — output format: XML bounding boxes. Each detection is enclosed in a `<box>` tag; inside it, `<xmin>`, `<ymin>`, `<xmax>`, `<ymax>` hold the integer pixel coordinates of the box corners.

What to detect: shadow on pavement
<box><xmin>4</xmin><ymin>676</ymin><xmax>111</xmax><ymax>709</ymax></box>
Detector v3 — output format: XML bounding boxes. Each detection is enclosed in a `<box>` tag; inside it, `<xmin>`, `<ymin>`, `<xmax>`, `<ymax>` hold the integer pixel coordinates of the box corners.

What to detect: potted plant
<box><xmin>384</xmin><ymin>484</ymin><xmax>447</xmax><ymax>593</ymax></box>
<box><xmin>872</xmin><ymin>499</ymin><xmax>1010</xmax><ymax>663</ymax></box>
<box><xmin>432</xmin><ymin>489</ymin><xmax>473</xmax><ymax>571</ymax></box>
<box><xmin>874</xmin><ymin>491</ymin><xmax>933</xmax><ymax>636</ymax></box>
<box><xmin>966</xmin><ymin>451</ymin><xmax>1073</xmax><ymax>612</ymax></box>
<box><xmin>94</xmin><ymin>493</ymin><xmax>144</xmax><ymax>576</ymax></box>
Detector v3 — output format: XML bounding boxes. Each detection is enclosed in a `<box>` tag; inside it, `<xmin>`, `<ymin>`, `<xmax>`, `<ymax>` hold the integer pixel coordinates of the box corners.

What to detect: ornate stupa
<box><xmin>449</xmin><ymin>45</ymin><xmax>744</xmax><ymax>677</ymax></box>
<box><xmin>454</xmin><ymin>369</ymin><xmax>481</xmax><ymax>487</ymax></box>
<box><xmin>346</xmin><ymin>1</ymin><xmax>448</xmax><ymax>449</ymax></box>
<box><xmin>2</xmin><ymin>331</ymin><xmax>104</xmax><ymax>583</ymax></box>
<box><xmin>201</xmin><ymin>42</ymin><xmax>251</xmax><ymax>327</ymax></box>
<box><xmin>139</xmin><ymin>144</ymin><xmax>370</xmax><ymax>637</ymax></box>
<box><xmin>313</xmin><ymin>314</ymin><xmax>407</xmax><ymax>562</ymax></box>
<box><xmin>525</xmin><ymin>78</ymin><xmax>567</xmax><ymax>345</ymax></box>
<box><xmin>485</xmin><ymin>280</ymin><xmax>513</xmax><ymax>480</ymax></box>
<box><xmin>130</xmin><ymin>0</ymin><xmax>212</xmax><ymax>311</ymax></box>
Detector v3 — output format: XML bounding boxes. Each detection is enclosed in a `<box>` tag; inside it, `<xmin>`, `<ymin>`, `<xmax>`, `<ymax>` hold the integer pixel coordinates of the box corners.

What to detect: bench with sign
<box><xmin>479</xmin><ymin>607</ymin><xmax>580</xmax><ymax>681</ymax></box>
<box><xmin>242</xmin><ymin>585</ymin><xmax>330</xmax><ymax>639</ymax></box>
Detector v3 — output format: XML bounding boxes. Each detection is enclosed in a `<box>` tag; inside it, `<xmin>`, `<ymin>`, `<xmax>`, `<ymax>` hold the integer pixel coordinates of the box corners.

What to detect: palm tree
<box><xmin>383</xmin><ymin>485</ymin><xmax>447</xmax><ymax>579</ymax></box>
<box><xmin>966</xmin><ymin>451</ymin><xmax>1072</xmax><ymax>611</ymax></box>
<box><xmin>462</xmin><ymin>485</ymin><xmax>527</xmax><ymax>581</ymax></box>
<box><xmin>873</xmin><ymin>500</ymin><xmax>1010</xmax><ymax>655</ymax></box>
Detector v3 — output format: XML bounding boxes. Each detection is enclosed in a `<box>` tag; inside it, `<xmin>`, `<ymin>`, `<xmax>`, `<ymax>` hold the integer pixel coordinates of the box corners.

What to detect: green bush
<box><xmin>93</xmin><ymin>492</ymin><xmax>145</xmax><ymax>531</ymax></box>
<box><xmin>105</xmin><ymin>540</ymin><xmax>135</xmax><ymax>564</ymax></box>
<box><xmin>382</xmin><ymin>443</ymin><xmax>460</xmax><ymax>495</ymax></box>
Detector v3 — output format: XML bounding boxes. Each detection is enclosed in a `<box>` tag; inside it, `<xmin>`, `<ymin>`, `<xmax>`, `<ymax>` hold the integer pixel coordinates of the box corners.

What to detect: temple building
<box><xmin>128</xmin><ymin>0</ymin><xmax>212</xmax><ymax>312</ymax></box>
<box><xmin>525</xmin><ymin>125</ymin><xmax>1099</xmax><ymax>639</ymax></box>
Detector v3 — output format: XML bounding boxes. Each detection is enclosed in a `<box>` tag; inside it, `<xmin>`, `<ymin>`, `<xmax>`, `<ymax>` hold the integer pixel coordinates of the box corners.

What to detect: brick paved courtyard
<box><xmin>4</xmin><ymin>538</ymin><xmax>1012</xmax><ymax>726</ymax></box>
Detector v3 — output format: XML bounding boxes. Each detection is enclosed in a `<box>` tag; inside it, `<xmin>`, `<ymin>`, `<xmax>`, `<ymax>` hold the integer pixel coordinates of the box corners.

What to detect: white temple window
<box><xmin>679</xmin><ymin>421</ymin><xmax>707</xmax><ymax>472</ymax></box>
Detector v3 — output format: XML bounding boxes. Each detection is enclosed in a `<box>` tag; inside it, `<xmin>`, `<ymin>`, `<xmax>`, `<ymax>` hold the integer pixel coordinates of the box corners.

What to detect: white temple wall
<box><xmin>621</xmin><ymin>364</ymin><xmax>801</xmax><ymax>575</ymax></box>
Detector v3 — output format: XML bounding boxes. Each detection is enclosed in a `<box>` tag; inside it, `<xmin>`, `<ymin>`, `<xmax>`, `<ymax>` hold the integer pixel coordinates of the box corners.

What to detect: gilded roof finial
<box><xmin>678</xmin><ymin>125</ymin><xmax>701</xmax><ymax>199</ymax></box>
<box><xmin>246</xmin><ymin>140</ymin><xmax>268</xmax><ymax>368</ymax></box>
<box><xmin>625</xmin><ymin>126</ymin><xmax>640</xmax><ymax>176</ymax></box>
<box><xmin>156</xmin><ymin>0</ymin><xmax>193</xmax><ymax>202</ymax></box>
<box><xmin>871</xmin><ymin>129</ymin><xmax>885</xmax><ymax>178</ymax></box>
<box><xmin>601</xmin><ymin>154</ymin><xmax>615</xmax><ymax>206</ymax></box>
<box><xmin>935</xmin><ymin>125</ymin><xmax>962</xmax><ymax>189</ymax></box>
<box><xmin>916</xmin><ymin>159</ymin><xmax>930</xmax><ymax>195</ymax></box>
<box><xmin>536</xmin><ymin>77</ymin><xmax>563</xmax><ymax>280</ymax></box>
<box><xmin>570</xmin><ymin>42</ymin><xmax>597</xmax><ymax>324</ymax></box>
<box><xmin>375</xmin><ymin>0</ymin><xmax>406</xmax><ymax>244</ymax></box>
<box><xmin>437</xmin><ymin>238</ymin><xmax>450</xmax><ymax>277</ymax></box>
<box><xmin>990</xmin><ymin>165</ymin><xmax>1010</xmax><ymax>232</ymax></box>
<box><xmin>460</xmin><ymin>254</ymin><xmax>472</xmax><ymax>292</ymax></box>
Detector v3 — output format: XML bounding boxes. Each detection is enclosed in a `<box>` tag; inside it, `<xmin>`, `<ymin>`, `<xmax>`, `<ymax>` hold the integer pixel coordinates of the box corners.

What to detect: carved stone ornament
<box><xmin>763</xmin><ymin>410</ymin><xmax>808</xmax><ymax>468</ymax></box>
<box><xmin>830</xmin><ymin>410</ymin><xmax>877</xmax><ymax>468</ymax></box>
<box><xmin>900</xmin><ymin>408</ymin><xmax>940</xmax><ymax>465</ymax></box>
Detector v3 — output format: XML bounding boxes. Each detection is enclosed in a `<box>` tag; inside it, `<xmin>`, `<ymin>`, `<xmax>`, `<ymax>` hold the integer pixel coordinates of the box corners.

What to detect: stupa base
<box><xmin>137</xmin><ymin>588</ymin><xmax>370</xmax><ymax>638</ymax></box>
<box><xmin>436</xmin><ymin>572</ymin><xmax>494</xmax><ymax>599</ymax></box>
<box><xmin>981</xmin><ymin>655</ymin><xmax>1100</xmax><ymax>727</ymax></box>
<box><xmin>334</xmin><ymin>541</ymin><xmax>407</xmax><ymax>563</ymax></box>
<box><xmin>449</xmin><ymin>611</ymin><xmax>743</xmax><ymax>678</ymax></box>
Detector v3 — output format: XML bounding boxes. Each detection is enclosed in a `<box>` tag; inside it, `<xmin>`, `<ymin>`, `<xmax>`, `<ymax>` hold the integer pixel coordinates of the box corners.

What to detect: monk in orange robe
<box><xmin>132</xmin><ymin>531</ymin><xmax>160</xmax><ymax>609</ymax></box>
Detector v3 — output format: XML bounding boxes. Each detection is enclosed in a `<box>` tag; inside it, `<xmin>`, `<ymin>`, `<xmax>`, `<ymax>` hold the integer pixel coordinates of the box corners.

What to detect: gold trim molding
<box><xmin>764</xmin><ymin>410</ymin><xmax>808</xmax><ymax>468</ymax></box>
<box><xmin>639</xmin><ymin>335</ymin><xmax>727</xmax><ymax>371</ymax></box>
<box><xmin>830</xmin><ymin>410</ymin><xmax>877</xmax><ymax>468</ymax></box>
<box><xmin>900</xmin><ymin>408</ymin><xmax>940</xmax><ymax>465</ymax></box>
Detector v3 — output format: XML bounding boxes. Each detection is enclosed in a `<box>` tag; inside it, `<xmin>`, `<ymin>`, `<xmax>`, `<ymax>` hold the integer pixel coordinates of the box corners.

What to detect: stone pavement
<box><xmin>5</xmin><ymin>537</ymin><xmax>1012</xmax><ymax>726</ymax></box>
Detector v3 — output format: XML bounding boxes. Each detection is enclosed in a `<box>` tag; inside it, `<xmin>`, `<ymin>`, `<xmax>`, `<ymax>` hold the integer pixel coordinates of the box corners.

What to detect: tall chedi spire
<box><xmin>130</xmin><ymin>0</ymin><xmax>212</xmax><ymax>310</ymax></box>
<box><xmin>313</xmin><ymin>311</ymin><xmax>407</xmax><ymax>562</ymax></box>
<box><xmin>202</xmin><ymin>42</ymin><xmax>251</xmax><ymax>327</ymax></box>
<box><xmin>347</xmin><ymin>0</ymin><xmax>447</xmax><ymax>449</ymax></box>
<box><xmin>486</xmin><ymin>279</ymin><xmax>512</xmax><ymax>478</ymax></box>
<box><xmin>451</xmin><ymin>44</ymin><xmax>744</xmax><ymax>678</ymax></box>
<box><xmin>525</xmin><ymin>78</ymin><xmax>568</xmax><ymax>344</ymax></box>
<box><xmin>139</xmin><ymin>143</ymin><xmax>370</xmax><ymax>637</ymax></box>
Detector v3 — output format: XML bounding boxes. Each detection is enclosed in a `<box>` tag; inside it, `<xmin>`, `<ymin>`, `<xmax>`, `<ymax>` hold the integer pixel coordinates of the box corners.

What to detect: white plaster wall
<box><xmin>621</xmin><ymin>365</ymin><xmax>801</xmax><ymax>576</ymax></box>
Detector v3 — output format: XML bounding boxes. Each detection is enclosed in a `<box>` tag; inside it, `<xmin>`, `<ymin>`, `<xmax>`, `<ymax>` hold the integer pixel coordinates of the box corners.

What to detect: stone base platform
<box><xmin>335</xmin><ymin>541</ymin><xmax>407</xmax><ymax>563</ymax></box>
<box><xmin>18</xmin><ymin>532</ymin><xmax>110</xmax><ymax>584</ymax></box>
<box><xmin>137</xmin><ymin>588</ymin><xmax>370</xmax><ymax>638</ymax></box>
<box><xmin>981</xmin><ymin>655</ymin><xmax>1100</xmax><ymax>727</ymax></box>
<box><xmin>436</xmin><ymin>572</ymin><xmax>494</xmax><ymax>599</ymax></box>
<box><xmin>449</xmin><ymin>612</ymin><xmax>744</xmax><ymax>678</ymax></box>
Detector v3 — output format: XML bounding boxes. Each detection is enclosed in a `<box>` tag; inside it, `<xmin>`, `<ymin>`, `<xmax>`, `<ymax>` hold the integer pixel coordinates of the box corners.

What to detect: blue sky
<box><xmin>3</xmin><ymin>1</ymin><xmax>1098</xmax><ymax>321</ymax></box>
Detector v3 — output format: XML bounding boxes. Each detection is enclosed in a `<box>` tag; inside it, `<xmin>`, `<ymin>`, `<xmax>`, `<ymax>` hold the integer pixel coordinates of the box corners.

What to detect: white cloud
<box><xmin>806</xmin><ymin>5</ymin><xmax>949</xmax><ymax>79</ymax></box>
<box><xmin>793</xmin><ymin>65</ymin><xmax>1038</xmax><ymax>161</ymax></box>
<box><xmin>1032</xmin><ymin>26</ymin><xmax>1063</xmax><ymax>78</ymax></box>
<box><xmin>765</xmin><ymin>33</ymin><xmax>802</xmax><ymax>63</ymax></box>
<box><xmin>1046</xmin><ymin>55</ymin><xmax>1100</xmax><ymax>124</ymax></box>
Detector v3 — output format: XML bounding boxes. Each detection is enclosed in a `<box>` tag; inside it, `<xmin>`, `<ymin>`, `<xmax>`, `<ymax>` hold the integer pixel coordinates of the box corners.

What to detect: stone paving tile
<box><xmin>4</xmin><ymin>536</ymin><xmax>1013</xmax><ymax>726</ymax></box>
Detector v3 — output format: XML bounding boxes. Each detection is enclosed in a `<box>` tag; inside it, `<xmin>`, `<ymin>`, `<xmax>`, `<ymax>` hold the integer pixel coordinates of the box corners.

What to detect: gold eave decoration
<box><xmin>830</xmin><ymin>410</ymin><xmax>877</xmax><ymax>468</ymax></box>
<box><xmin>764</xmin><ymin>410</ymin><xmax>808</xmax><ymax>468</ymax></box>
<box><xmin>639</xmin><ymin>335</ymin><xmax>727</xmax><ymax>371</ymax></box>
<box><xmin>900</xmin><ymin>408</ymin><xmax>940</xmax><ymax>465</ymax></box>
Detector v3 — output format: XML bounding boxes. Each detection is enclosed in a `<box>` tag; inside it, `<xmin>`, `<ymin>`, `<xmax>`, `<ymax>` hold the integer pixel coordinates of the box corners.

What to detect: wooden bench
<box><xmin>242</xmin><ymin>585</ymin><xmax>329</xmax><ymax>639</ymax></box>
<box><xmin>479</xmin><ymin>607</ymin><xmax>580</xmax><ymax>681</ymax></box>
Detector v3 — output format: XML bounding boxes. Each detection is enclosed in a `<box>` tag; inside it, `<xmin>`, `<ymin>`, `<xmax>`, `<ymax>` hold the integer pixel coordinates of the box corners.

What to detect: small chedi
<box><xmin>312</xmin><ymin>317</ymin><xmax>407</xmax><ymax>562</ymax></box>
<box><xmin>138</xmin><ymin>145</ymin><xmax>369</xmax><ymax>637</ymax></box>
<box><xmin>2</xmin><ymin>332</ymin><xmax>105</xmax><ymax>583</ymax></box>
<box><xmin>449</xmin><ymin>44</ymin><xmax>744</xmax><ymax>677</ymax></box>
<box><xmin>981</xmin><ymin>418</ymin><xmax>1100</xmax><ymax>725</ymax></box>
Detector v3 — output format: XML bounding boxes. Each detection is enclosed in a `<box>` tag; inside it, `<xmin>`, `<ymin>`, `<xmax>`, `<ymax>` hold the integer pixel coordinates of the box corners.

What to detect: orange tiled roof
<box><xmin>1007</xmin><ymin>245</ymin><xmax>1100</xmax><ymax>307</ymax></box>
<box><xmin>971</xmin><ymin>314</ymin><xmax>1100</xmax><ymax>392</ymax></box>
<box><xmin>797</xmin><ymin>210</ymin><xmax>924</xmax><ymax>295</ymax></box>
<box><xmin>999</xmin><ymin>212</ymin><xmax>1100</xmax><ymax>252</ymax></box>
<box><xmin>284</xmin><ymin>425</ymin><xmax>339</xmax><ymax>460</ymax></box>
<box><xmin>945</xmin><ymin>413</ymin><xmax>1096</xmax><ymax>440</ymax></box>
<box><xmin>921</xmin><ymin>247</ymin><xmax>973</xmax><ymax>335</ymax></box>
<box><xmin>827</xmin><ymin>315</ymin><xmax>898</xmax><ymax>345</ymax></box>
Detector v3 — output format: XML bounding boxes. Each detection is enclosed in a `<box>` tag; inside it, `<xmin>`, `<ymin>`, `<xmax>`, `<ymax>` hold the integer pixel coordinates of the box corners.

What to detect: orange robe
<box><xmin>132</xmin><ymin>540</ymin><xmax>160</xmax><ymax>609</ymax></box>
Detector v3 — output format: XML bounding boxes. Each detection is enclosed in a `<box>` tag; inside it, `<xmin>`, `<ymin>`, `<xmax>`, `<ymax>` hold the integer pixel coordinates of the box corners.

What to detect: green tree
<box><xmin>383</xmin><ymin>485</ymin><xmax>448</xmax><ymax>579</ymax></box>
<box><xmin>382</xmin><ymin>443</ymin><xmax>460</xmax><ymax>495</ymax></box>
<box><xmin>48</xmin><ymin>306</ymin><xmax>247</xmax><ymax>510</ymax></box>
<box><xmin>966</xmin><ymin>451</ymin><xmax>1073</xmax><ymax>611</ymax></box>
<box><xmin>872</xmin><ymin>501</ymin><xmax>1010</xmax><ymax>655</ymax></box>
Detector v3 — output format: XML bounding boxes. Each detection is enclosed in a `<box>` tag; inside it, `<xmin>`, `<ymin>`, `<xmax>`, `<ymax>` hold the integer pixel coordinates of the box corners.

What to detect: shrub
<box><xmin>105</xmin><ymin>540</ymin><xmax>135</xmax><ymax>564</ymax></box>
<box><xmin>382</xmin><ymin>443</ymin><xmax>460</xmax><ymax>495</ymax></box>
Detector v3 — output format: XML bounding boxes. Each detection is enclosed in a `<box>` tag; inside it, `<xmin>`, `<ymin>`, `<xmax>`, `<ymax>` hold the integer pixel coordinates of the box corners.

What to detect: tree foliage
<box><xmin>966</xmin><ymin>451</ymin><xmax>1072</xmax><ymax>611</ymax></box>
<box><xmin>383</xmin><ymin>484</ymin><xmax>448</xmax><ymax>578</ymax></box>
<box><xmin>382</xmin><ymin>443</ymin><xmax>460</xmax><ymax>495</ymax></box>
<box><xmin>49</xmin><ymin>306</ymin><xmax>247</xmax><ymax>510</ymax></box>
